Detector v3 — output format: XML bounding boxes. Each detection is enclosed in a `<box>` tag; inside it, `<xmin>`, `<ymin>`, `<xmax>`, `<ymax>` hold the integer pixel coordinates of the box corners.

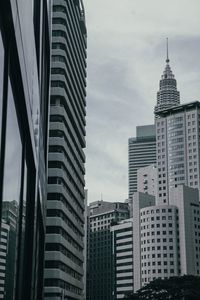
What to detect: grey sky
<box><xmin>84</xmin><ymin>0</ymin><xmax>200</xmax><ymax>203</ymax></box>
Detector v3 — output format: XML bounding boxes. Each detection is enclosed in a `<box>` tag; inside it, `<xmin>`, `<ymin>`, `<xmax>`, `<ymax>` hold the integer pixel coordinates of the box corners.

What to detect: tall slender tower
<box><xmin>154</xmin><ymin>39</ymin><xmax>180</xmax><ymax>117</ymax></box>
<box><xmin>128</xmin><ymin>125</ymin><xmax>156</xmax><ymax>200</ymax></box>
<box><xmin>44</xmin><ymin>0</ymin><xmax>87</xmax><ymax>299</ymax></box>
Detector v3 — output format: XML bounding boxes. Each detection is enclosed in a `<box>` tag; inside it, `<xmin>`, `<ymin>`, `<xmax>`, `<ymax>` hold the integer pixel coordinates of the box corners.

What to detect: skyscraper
<box><xmin>111</xmin><ymin>219</ymin><xmax>134</xmax><ymax>299</ymax></box>
<box><xmin>133</xmin><ymin>186</ymin><xmax>200</xmax><ymax>291</ymax></box>
<box><xmin>156</xmin><ymin>101</ymin><xmax>200</xmax><ymax>205</ymax></box>
<box><xmin>154</xmin><ymin>39</ymin><xmax>180</xmax><ymax>117</ymax></box>
<box><xmin>0</xmin><ymin>201</ymin><xmax>18</xmax><ymax>300</ymax></box>
<box><xmin>86</xmin><ymin>201</ymin><xmax>130</xmax><ymax>300</ymax></box>
<box><xmin>132</xmin><ymin>45</ymin><xmax>200</xmax><ymax>292</ymax></box>
<box><xmin>128</xmin><ymin>125</ymin><xmax>156</xmax><ymax>200</ymax></box>
<box><xmin>137</xmin><ymin>164</ymin><xmax>157</xmax><ymax>196</ymax></box>
<box><xmin>44</xmin><ymin>0</ymin><xmax>87</xmax><ymax>299</ymax></box>
<box><xmin>0</xmin><ymin>1</ymin><xmax>50</xmax><ymax>299</ymax></box>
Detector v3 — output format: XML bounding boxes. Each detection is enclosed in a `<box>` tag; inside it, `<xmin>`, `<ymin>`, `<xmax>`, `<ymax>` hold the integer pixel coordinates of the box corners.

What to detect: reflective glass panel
<box><xmin>1</xmin><ymin>79</ymin><xmax>22</xmax><ymax>299</ymax></box>
<box><xmin>17</xmin><ymin>160</ymin><xmax>27</xmax><ymax>297</ymax></box>
<box><xmin>0</xmin><ymin>30</ymin><xmax>4</xmax><ymax>153</ymax></box>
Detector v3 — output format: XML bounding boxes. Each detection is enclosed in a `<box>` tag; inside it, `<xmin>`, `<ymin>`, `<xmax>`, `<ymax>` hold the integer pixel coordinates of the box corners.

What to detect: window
<box><xmin>2</xmin><ymin>80</ymin><xmax>23</xmax><ymax>297</ymax></box>
<box><xmin>0</xmin><ymin>30</ymin><xmax>4</xmax><ymax>154</ymax></box>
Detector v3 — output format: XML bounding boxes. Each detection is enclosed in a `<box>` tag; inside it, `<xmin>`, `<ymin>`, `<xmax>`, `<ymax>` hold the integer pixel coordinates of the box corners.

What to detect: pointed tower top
<box><xmin>166</xmin><ymin>37</ymin><xmax>170</xmax><ymax>64</ymax></box>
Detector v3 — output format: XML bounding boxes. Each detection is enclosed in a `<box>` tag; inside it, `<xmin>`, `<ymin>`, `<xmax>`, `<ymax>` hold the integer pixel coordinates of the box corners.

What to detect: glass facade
<box><xmin>1</xmin><ymin>80</ymin><xmax>22</xmax><ymax>299</ymax></box>
<box><xmin>0</xmin><ymin>0</ymin><xmax>50</xmax><ymax>299</ymax></box>
<box><xmin>0</xmin><ymin>30</ymin><xmax>4</xmax><ymax>155</ymax></box>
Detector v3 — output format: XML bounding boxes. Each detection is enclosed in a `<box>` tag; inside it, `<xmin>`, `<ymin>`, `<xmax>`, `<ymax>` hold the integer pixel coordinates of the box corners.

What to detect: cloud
<box><xmin>84</xmin><ymin>0</ymin><xmax>200</xmax><ymax>203</ymax></box>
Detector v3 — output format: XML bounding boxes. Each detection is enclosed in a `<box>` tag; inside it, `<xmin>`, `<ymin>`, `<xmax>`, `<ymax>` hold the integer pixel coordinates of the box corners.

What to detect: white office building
<box><xmin>133</xmin><ymin>186</ymin><xmax>200</xmax><ymax>291</ymax></box>
<box><xmin>111</xmin><ymin>219</ymin><xmax>134</xmax><ymax>299</ymax></box>
<box><xmin>137</xmin><ymin>164</ymin><xmax>157</xmax><ymax>196</ymax></box>
<box><xmin>156</xmin><ymin>102</ymin><xmax>200</xmax><ymax>205</ymax></box>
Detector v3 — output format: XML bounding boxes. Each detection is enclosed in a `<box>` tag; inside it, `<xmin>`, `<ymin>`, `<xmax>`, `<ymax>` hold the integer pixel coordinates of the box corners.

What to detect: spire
<box><xmin>154</xmin><ymin>39</ymin><xmax>180</xmax><ymax>116</ymax></box>
<box><xmin>166</xmin><ymin>37</ymin><xmax>169</xmax><ymax>64</ymax></box>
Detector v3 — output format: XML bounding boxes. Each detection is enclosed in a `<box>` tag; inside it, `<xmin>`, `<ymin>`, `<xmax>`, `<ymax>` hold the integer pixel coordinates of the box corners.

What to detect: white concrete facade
<box><xmin>133</xmin><ymin>192</ymin><xmax>155</xmax><ymax>291</ymax></box>
<box><xmin>170</xmin><ymin>185</ymin><xmax>200</xmax><ymax>276</ymax></box>
<box><xmin>111</xmin><ymin>219</ymin><xmax>134</xmax><ymax>299</ymax></box>
<box><xmin>156</xmin><ymin>102</ymin><xmax>200</xmax><ymax>205</ymax></box>
<box><xmin>137</xmin><ymin>164</ymin><xmax>157</xmax><ymax>196</ymax></box>
<box><xmin>133</xmin><ymin>186</ymin><xmax>200</xmax><ymax>292</ymax></box>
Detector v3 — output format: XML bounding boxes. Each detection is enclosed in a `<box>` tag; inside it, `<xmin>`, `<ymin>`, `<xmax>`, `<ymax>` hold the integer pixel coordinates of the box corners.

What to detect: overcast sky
<box><xmin>84</xmin><ymin>0</ymin><xmax>200</xmax><ymax>203</ymax></box>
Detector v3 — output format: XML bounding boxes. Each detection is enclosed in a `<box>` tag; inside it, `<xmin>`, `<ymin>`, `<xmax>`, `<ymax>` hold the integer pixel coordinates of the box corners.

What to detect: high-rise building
<box><xmin>128</xmin><ymin>125</ymin><xmax>156</xmax><ymax>200</ymax></box>
<box><xmin>86</xmin><ymin>201</ymin><xmax>130</xmax><ymax>300</ymax></box>
<box><xmin>133</xmin><ymin>186</ymin><xmax>200</xmax><ymax>291</ymax></box>
<box><xmin>0</xmin><ymin>222</ymin><xmax>10</xmax><ymax>300</ymax></box>
<box><xmin>156</xmin><ymin>101</ymin><xmax>200</xmax><ymax>205</ymax></box>
<box><xmin>154</xmin><ymin>41</ymin><xmax>180</xmax><ymax>117</ymax></box>
<box><xmin>0</xmin><ymin>201</ymin><xmax>18</xmax><ymax>300</ymax></box>
<box><xmin>111</xmin><ymin>219</ymin><xmax>134</xmax><ymax>300</ymax></box>
<box><xmin>137</xmin><ymin>164</ymin><xmax>157</xmax><ymax>196</ymax></box>
<box><xmin>44</xmin><ymin>0</ymin><xmax>87</xmax><ymax>299</ymax></box>
<box><xmin>0</xmin><ymin>1</ymin><xmax>50</xmax><ymax>299</ymax></box>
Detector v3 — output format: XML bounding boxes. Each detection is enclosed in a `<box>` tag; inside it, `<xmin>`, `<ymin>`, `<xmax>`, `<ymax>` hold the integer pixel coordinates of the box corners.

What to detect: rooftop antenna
<box><xmin>101</xmin><ymin>193</ymin><xmax>103</xmax><ymax>201</ymax></box>
<box><xmin>166</xmin><ymin>37</ymin><xmax>170</xmax><ymax>63</ymax></box>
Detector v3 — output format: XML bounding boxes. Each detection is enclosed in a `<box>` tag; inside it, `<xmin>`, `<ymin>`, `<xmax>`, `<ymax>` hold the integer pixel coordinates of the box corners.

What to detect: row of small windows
<box><xmin>142</xmin><ymin>261</ymin><xmax>174</xmax><ymax>267</ymax></box>
<box><xmin>141</xmin><ymin>216</ymin><xmax>173</xmax><ymax>222</ymax></box>
<box><xmin>91</xmin><ymin>211</ymin><xmax>127</xmax><ymax>222</ymax></box>
<box><xmin>141</xmin><ymin>208</ymin><xmax>174</xmax><ymax>215</ymax></box>
<box><xmin>141</xmin><ymin>245</ymin><xmax>174</xmax><ymax>252</ymax></box>
<box><xmin>91</xmin><ymin>226</ymin><xmax>110</xmax><ymax>231</ymax></box>
<box><xmin>142</xmin><ymin>269</ymin><xmax>175</xmax><ymax>275</ymax></box>
<box><xmin>141</xmin><ymin>237</ymin><xmax>174</xmax><ymax>243</ymax></box>
<box><xmin>140</xmin><ymin>230</ymin><xmax>177</xmax><ymax>236</ymax></box>
<box><xmin>142</xmin><ymin>275</ymin><xmax>178</xmax><ymax>283</ymax></box>
<box><xmin>141</xmin><ymin>252</ymin><xmax>175</xmax><ymax>259</ymax></box>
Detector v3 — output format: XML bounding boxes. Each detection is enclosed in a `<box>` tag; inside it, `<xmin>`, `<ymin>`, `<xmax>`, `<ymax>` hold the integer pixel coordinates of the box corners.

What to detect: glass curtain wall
<box><xmin>0</xmin><ymin>29</ymin><xmax>4</xmax><ymax>165</ymax></box>
<box><xmin>0</xmin><ymin>0</ymin><xmax>50</xmax><ymax>298</ymax></box>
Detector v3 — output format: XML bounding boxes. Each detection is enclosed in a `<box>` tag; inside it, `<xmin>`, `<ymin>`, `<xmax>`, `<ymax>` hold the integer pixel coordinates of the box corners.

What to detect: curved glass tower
<box><xmin>154</xmin><ymin>40</ymin><xmax>180</xmax><ymax>117</ymax></box>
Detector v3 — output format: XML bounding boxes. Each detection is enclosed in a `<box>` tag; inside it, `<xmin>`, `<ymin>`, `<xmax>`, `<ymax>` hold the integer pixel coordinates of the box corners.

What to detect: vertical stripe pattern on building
<box><xmin>44</xmin><ymin>0</ymin><xmax>87</xmax><ymax>299</ymax></box>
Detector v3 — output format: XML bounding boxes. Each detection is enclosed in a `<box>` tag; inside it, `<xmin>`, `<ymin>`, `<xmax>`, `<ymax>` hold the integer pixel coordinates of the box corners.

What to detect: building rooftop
<box><xmin>157</xmin><ymin>100</ymin><xmax>200</xmax><ymax>117</ymax></box>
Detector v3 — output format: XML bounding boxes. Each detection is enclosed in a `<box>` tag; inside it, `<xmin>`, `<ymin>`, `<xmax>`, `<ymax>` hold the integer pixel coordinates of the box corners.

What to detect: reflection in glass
<box><xmin>0</xmin><ymin>30</ymin><xmax>4</xmax><ymax>153</ymax></box>
<box><xmin>17</xmin><ymin>161</ymin><xmax>27</xmax><ymax>297</ymax></box>
<box><xmin>1</xmin><ymin>80</ymin><xmax>22</xmax><ymax>300</ymax></box>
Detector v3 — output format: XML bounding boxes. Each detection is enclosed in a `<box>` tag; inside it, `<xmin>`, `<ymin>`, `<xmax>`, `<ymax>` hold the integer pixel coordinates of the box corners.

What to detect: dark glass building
<box><xmin>0</xmin><ymin>1</ymin><xmax>50</xmax><ymax>299</ymax></box>
<box><xmin>86</xmin><ymin>201</ymin><xmax>130</xmax><ymax>300</ymax></box>
<box><xmin>44</xmin><ymin>0</ymin><xmax>87</xmax><ymax>299</ymax></box>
